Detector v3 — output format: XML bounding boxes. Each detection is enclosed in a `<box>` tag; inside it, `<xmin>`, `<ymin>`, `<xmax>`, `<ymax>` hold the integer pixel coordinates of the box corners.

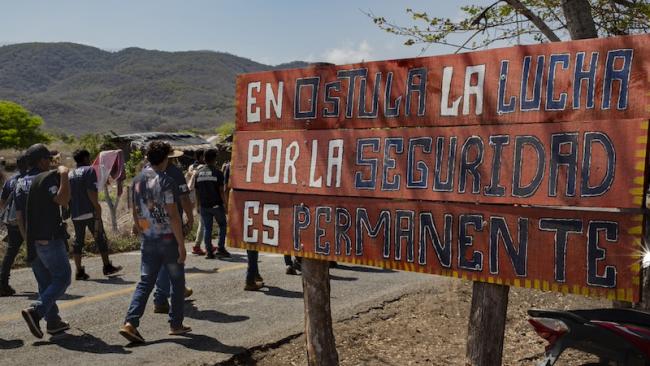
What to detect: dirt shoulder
<box><xmin>222</xmin><ymin>278</ymin><xmax>608</xmax><ymax>366</ymax></box>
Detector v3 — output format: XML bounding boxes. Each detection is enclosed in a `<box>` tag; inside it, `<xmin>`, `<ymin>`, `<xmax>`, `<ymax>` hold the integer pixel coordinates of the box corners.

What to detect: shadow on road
<box><xmin>87</xmin><ymin>276</ymin><xmax>135</xmax><ymax>285</ymax></box>
<box><xmin>186</xmin><ymin>302</ymin><xmax>249</xmax><ymax>323</ymax></box>
<box><xmin>333</xmin><ymin>264</ymin><xmax>396</xmax><ymax>273</ymax></box>
<box><xmin>216</xmin><ymin>253</ymin><xmax>248</xmax><ymax>264</ymax></box>
<box><xmin>0</xmin><ymin>338</ymin><xmax>24</xmax><ymax>350</ymax></box>
<box><xmin>185</xmin><ymin>266</ymin><xmax>218</xmax><ymax>274</ymax></box>
<box><xmin>34</xmin><ymin>330</ymin><xmax>130</xmax><ymax>354</ymax></box>
<box><xmin>130</xmin><ymin>333</ymin><xmax>246</xmax><ymax>354</ymax></box>
<box><xmin>329</xmin><ymin>274</ymin><xmax>358</xmax><ymax>282</ymax></box>
<box><xmin>261</xmin><ymin>286</ymin><xmax>303</xmax><ymax>299</ymax></box>
<box><xmin>15</xmin><ymin>292</ymin><xmax>84</xmax><ymax>301</ymax></box>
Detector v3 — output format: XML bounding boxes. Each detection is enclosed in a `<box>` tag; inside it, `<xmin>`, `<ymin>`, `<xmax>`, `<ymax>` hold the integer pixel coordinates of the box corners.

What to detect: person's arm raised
<box><xmin>53</xmin><ymin>166</ymin><xmax>71</xmax><ymax>207</ymax></box>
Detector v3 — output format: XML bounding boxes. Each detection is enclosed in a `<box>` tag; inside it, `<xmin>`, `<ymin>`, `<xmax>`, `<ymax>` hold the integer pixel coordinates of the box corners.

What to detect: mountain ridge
<box><xmin>0</xmin><ymin>42</ymin><xmax>307</xmax><ymax>134</ymax></box>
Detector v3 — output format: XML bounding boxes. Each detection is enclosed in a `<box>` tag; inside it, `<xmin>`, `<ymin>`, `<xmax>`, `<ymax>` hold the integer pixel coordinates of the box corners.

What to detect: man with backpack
<box><xmin>0</xmin><ymin>154</ymin><xmax>27</xmax><ymax>296</ymax></box>
<box><xmin>69</xmin><ymin>149</ymin><xmax>122</xmax><ymax>280</ymax></box>
<box><xmin>16</xmin><ymin>144</ymin><xmax>72</xmax><ymax>338</ymax></box>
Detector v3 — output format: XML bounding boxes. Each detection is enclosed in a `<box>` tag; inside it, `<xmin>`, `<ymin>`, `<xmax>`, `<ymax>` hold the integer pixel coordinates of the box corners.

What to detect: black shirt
<box><xmin>195</xmin><ymin>165</ymin><xmax>224</xmax><ymax>208</ymax></box>
<box><xmin>15</xmin><ymin>169</ymin><xmax>65</xmax><ymax>261</ymax></box>
<box><xmin>69</xmin><ymin>165</ymin><xmax>98</xmax><ymax>220</ymax></box>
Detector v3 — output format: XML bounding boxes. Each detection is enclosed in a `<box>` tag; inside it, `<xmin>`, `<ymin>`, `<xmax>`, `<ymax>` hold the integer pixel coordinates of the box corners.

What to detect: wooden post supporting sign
<box><xmin>302</xmin><ymin>258</ymin><xmax>339</xmax><ymax>366</ymax></box>
<box><xmin>466</xmin><ymin>283</ymin><xmax>510</xmax><ymax>365</ymax></box>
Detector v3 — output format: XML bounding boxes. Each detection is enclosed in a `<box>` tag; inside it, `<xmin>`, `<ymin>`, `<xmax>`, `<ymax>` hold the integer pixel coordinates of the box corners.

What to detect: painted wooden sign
<box><xmin>236</xmin><ymin>34</ymin><xmax>650</xmax><ymax>132</ymax></box>
<box><xmin>227</xmin><ymin>190</ymin><xmax>644</xmax><ymax>302</ymax></box>
<box><xmin>232</xmin><ymin>119</ymin><xmax>648</xmax><ymax>209</ymax></box>
<box><xmin>229</xmin><ymin>34</ymin><xmax>650</xmax><ymax>301</ymax></box>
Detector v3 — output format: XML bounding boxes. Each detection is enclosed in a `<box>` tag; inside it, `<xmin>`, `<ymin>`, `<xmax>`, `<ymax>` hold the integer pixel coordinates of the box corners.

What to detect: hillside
<box><xmin>0</xmin><ymin>42</ymin><xmax>307</xmax><ymax>134</ymax></box>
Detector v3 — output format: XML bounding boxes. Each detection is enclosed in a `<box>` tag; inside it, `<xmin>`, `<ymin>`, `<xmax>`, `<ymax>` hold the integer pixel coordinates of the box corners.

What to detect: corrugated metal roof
<box><xmin>111</xmin><ymin>132</ymin><xmax>212</xmax><ymax>150</ymax></box>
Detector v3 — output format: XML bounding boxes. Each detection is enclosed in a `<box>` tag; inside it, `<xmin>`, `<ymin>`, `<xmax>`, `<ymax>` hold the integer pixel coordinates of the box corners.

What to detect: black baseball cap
<box><xmin>24</xmin><ymin>143</ymin><xmax>56</xmax><ymax>165</ymax></box>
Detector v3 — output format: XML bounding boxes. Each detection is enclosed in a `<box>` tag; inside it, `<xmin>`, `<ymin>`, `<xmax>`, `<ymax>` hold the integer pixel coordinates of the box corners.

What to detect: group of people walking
<box><xmin>0</xmin><ymin>140</ymin><xmax>302</xmax><ymax>344</ymax></box>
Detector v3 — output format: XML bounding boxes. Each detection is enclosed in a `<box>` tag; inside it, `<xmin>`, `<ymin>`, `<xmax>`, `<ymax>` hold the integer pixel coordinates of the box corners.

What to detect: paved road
<box><xmin>0</xmin><ymin>248</ymin><xmax>437</xmax><ymax>366</ymax></box>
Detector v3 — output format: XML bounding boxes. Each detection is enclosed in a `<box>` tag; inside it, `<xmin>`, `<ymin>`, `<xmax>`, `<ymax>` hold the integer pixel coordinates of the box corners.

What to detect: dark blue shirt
<box><xmin>132</xmin><ymin>167</ymin><xmax>179</xmax><ymax>240</ymax></box>
<box><xmin>164</xmin><ymin>163</ymin><xmax>189</xmax><ymax>216</ymax></box>
<box><xmin>195</xmin><ymin>165</ymin><xmax>224</xmax><ymax>208</ymax></box>
<box><xmin>164</xmin><ymin>164</ymin><xmax>189</xmax><ymax>196</ymax></box>
<box><xmin>1</xmin><ymin>172</ymin><xmax>23</xmax><ymax>201</ymax></box>
<box><xmin>69</xmin><ymin>165</ymin><xmax>98</xmax><ymax>220</ymax></box>
<box><xmin>14</xmin><ymin>168</ymin><xmax>42</xmax><ymax>214</ymax></box>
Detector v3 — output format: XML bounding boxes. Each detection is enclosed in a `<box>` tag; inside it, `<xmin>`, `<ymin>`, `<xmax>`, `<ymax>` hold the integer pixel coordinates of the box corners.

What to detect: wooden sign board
<box><xmin>236</xmin><ymin>34</ymin><xmax>650</xmax><ymax>131</ymax></box>
<box><xmin>232</xmin><ymin>118</ymin><xmax>649</xmax><ymax>209</ymax></box>
<box><xmin>229</xmin><ymin>34</ymin><xmax>650</xmax><ymax>301</ymax></box>
<box><xmin>227</xmin><ymin>190</ymin><xmax>643</xmax><ymax>302</ymax></box>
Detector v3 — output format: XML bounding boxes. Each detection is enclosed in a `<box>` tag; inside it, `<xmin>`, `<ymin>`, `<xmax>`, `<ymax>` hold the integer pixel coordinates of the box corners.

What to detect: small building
<box><xmin>109</xmin><ymin>132</ymin><xmax>221</xmax><ymax>168</ymax></box>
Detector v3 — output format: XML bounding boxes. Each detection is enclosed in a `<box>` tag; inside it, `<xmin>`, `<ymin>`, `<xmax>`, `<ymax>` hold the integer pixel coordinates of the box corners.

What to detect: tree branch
<box><xmin>502</xmin><ymin>0</ymin><xmax>562</xmax><ymax>41</ymax></box>
<box><xmin>610</xmin><ymin>0</ymin><xmax>636</xmax><ymax>7</ymax></box>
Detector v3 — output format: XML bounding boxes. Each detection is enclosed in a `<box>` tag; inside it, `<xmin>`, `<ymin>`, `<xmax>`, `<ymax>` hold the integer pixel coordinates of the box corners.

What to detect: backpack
<box><xmin>1</xmin><ymin>190</ymin><xmax>18</xmax><ymax>226</ymax></box>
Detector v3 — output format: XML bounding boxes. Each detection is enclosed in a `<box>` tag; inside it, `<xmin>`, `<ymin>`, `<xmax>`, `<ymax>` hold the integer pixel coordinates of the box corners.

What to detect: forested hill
<box><xmin>0</xmin><ymin>42</ymin><xmax>307</xmax><ymax>134</ymax></box>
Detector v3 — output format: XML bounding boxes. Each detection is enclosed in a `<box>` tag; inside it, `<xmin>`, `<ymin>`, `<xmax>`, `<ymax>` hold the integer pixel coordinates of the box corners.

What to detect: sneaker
<box><xmin>169</xmin><ymin>325</ymin><xmax>192</xmax><ymax>335</ymax></box>
<box><xmin>46</xmin><ymin>319</ymin><xmax>70</xmax><ymax>335</ymax></box>
<box><xmin>103</xmin><ymin>263</ymin><xmax>123</xmax><ymax>276</ymax></box>
<box><xmin>184</xmin><ymin>287</ymin><xmax>193</xmax><ymax>298</ymax></box>
<box><xmin>205</xmin><ymin>252</ymin><xmax>216</xmax><ymax>260</ymax></box>
<box><xmin>75</xmin><ymin>267</ymin><xmax>89</xmax><ymax>281</ymax></box>
<box><xmin>285</xmin><ymin>266</ymin><xmax>297</xmax><ymax>275</ymax></box>
<box><xmin>153</xmin><ymin>303</ymin><xmax>169</xmax><ymax>314</ymax></box>
<box><xmin>21</xmin><ymin>307</ymin><xmax>43</xmax><ymax>339</ymax></box>
<box><xmin>255</xmin><ymin>274</ymin><xmax>264</xmax><ymax>284</ymax></box>
<box><xmin>216</xmin><ymin>248</ymin><xmax>231</xmax><ymax>258</ymax></box>
<box><xmin>119</xmin><ymin>322</ymin><xmax>145</xmax><ymax>344</ymax></box>
<box><xmin>244</xmin><ymin>281</ymin><xmax>264</xmax><ymax>291</ymax></box>
<box><xmin>293</xmin><ymin>260</ymin><xmax>302</xmax><ymax>272</ymax></box>
<box><xmin>191</xmin><ymin>246</ymin><xmax>206</xmax><ymax>256</ymax></box>
<box><xmin>0</xmin><ymin>284</ymin><xmax>16</xmax><ymax>297</ymax></box>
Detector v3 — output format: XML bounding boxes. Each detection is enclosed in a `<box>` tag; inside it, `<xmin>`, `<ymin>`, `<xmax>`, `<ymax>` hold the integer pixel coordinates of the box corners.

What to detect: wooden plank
<box><xmin>232</xmin><ymin>118</ymin><xmax>648</xmax><ymax>209</ymax></box>
<box><xmin>236</xmin><ymin>34</ymin><xmax>650</xmax><ymax>132</ymax></box>
<box><xmin>227</xmin><ymin>190</ymin><xmax>643</xmax><ymax>302</ymax></box>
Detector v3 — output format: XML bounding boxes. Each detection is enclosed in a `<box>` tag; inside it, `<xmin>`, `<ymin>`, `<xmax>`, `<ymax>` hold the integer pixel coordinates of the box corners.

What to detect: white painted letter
<box><xmin>263</xmin><ymin>139</ymin><xmax>282</xmax><ymax>184</ymax></box>
<box><xmin>440</xmin><ymin>67</ymin><xmax>462</xmax><ymax>116</ymax></box>
<box><xmin>283</xmin><ymin>141</ymin><xmax>299</xmax><ymax>184</ymax></box>
<box><xmin>247</xmin><ymin>82</ymin><xmax>261</xmax><ymax>123</ymax></box>
<box><xmin>265</xmin><ymin>82</ymin><xmax>283</xmax><ymax>119</ymax></box>
<box><xmin>246</xmin><ymin>139</ymin><xmax>264</xmax><ymax>182</ymax></box>
<box><xmin>326</xmin><ymin>139</ymin><xmax>344</xmax><ymax>187</ymax></box>
<box><xmin>463</xmin><ymin>65</ymin><xmax>485</xmax><ymax>115</ymax></box>
<box><xmin>262</xmin><ymin>204</ymin><xmax>280</xmax><ymax>246</ymax></box>
<box><xmin>243</xmin><ymin>201</ymin><xmax>260</xmax><ymax>242</ymax></box>
<box><xmin>309</xmin><ymin>140</ymin><xmax>322</xmax><ymax>188</ymax></box>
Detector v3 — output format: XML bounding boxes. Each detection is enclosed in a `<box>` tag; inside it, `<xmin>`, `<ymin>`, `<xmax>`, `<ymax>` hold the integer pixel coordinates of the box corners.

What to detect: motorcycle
<box><xmin>528</xmin><ymin>252</ymin><xmax>650</xmax><ymax>365</ymax></box>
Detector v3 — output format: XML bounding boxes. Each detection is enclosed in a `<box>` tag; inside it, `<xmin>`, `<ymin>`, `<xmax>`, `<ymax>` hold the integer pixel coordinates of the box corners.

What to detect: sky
<box><xmin>0</xmin><ymin>0</ymin><xmax>495</xmax><ymax>66</ymax></box>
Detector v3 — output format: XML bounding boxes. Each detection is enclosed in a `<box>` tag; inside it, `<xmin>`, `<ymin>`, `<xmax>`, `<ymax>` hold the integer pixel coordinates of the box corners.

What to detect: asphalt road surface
<box><xmin>0</xmin><ymin>248</ymin><xmax>436</xmax><ymax>366</ymax></box>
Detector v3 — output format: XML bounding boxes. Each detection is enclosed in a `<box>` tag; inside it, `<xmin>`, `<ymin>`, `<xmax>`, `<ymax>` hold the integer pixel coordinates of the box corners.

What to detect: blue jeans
<box><xmin>31</xmin><ymin>239</ymin><xmax>71</xmax><ymax>322</ymax></box>
<box><xmin>153</xmin><ymin>267</ymin><xmax>171</xmax><ymax>306</ymax></box>
<box><xmin>200</xmin><ymin>206</ymin><xmax>227</xmax><ymax>254</ymax></box>
<box><xmin>246</xmin><ymin>250</ymin><xmax>259</xmax><ymax>282</ymax></box>
<box><xmin>1</xmin><ymin>226</ymin><xmax>23</xmax><ymax>286</ymax></box>
<box><xmin>125</xmin><ymin>237</ymin><xmax>185</xmax><ymax>328</ymax></box>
